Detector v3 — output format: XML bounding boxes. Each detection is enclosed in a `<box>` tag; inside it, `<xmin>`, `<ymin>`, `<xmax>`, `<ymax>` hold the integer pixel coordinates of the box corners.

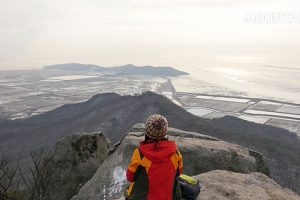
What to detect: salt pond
<box><xmin>244</xmin><ymin>109</ymin><xmax>300</xmax><ymax>120</ymax></box>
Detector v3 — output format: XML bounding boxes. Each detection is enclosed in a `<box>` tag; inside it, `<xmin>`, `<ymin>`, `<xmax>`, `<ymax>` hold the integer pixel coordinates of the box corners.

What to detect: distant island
<box><xmin>43</xmin><ymin>63</ymin><xmax>189</xmax><ymax>77</ymax></box>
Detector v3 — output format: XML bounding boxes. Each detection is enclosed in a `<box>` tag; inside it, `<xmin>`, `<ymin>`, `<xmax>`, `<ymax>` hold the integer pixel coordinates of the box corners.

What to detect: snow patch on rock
<box><xmin>109</xmin><ymin>166</ymin><xmax>127</xmax><ymax>197</ymax></box>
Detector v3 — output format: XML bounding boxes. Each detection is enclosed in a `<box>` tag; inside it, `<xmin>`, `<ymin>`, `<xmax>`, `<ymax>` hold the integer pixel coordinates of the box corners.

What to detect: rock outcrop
<box><xmin>114</xmin><ymin>170</ymin><xmax>300</xmax><ymax>200</ymax></box>
<box><xmin>73</xmin><ymin>124</ymin><xmax>271</xmax><ymax>200</ymax></box>
<box><xmin>41</xmin><ymin>132</ymin><xmax>110</xmax><ymax>200</ymax></box>
<box><xmin>196</xmin><ymin>170</ymin><xmax>300</xmax><ymax>200</ymax></box>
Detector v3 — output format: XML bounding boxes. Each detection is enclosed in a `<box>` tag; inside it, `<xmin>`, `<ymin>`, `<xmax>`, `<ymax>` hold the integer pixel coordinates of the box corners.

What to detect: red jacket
<box><xmin>126</xmin><ymin>139</ymin><xmax>183</xmax><ymax>200</ymax></box>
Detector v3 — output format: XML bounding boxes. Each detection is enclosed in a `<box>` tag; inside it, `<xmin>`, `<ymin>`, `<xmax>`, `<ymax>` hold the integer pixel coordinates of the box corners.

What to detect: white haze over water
<box><xmin>172</xmin><ymin>65</ymin><xmax>300</xmax><ymax>104</ymax></box>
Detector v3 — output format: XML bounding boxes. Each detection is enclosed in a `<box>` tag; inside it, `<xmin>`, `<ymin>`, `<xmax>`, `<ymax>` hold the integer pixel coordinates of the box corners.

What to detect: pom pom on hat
<box><xmin>145</xmin><ymin>114</ymin><xmax>168</xmax><ymax>139</ymax></box>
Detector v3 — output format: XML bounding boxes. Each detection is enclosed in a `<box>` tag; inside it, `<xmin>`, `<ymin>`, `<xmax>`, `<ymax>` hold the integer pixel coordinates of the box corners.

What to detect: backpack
<box><xmin>178</xmin><ymin>174</ymin><xmax>201</xmax><ymax>200</ymax></box>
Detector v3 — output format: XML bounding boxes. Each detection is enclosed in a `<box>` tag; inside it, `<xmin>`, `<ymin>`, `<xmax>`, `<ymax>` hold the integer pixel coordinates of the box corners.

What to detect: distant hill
<box><xmin>43</xmin><ymin>63</ymin><xmax>189</xmax><ymax>77</ymax></box>
<box><xmin>111</xmin><ymin>64</ymin><xmax>189</xmax><ymax>76</ymax></box>
<box><xmin>0</xmin><ymin>92</ymin><xmax>299</xmax><ymax>194</ymax></box>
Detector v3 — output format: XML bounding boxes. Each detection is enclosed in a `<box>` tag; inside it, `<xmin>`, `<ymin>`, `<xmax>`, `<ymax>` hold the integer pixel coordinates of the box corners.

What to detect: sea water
<box><xmin>172</xmin><ymin>65</ymin><xmax>300</xmax><ymax>104</ymax></box>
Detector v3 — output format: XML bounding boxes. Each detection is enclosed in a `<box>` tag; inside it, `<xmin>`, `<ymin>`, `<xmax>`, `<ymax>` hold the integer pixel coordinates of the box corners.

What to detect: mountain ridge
<box><xmin>0</xmin><ymin>92</ymin><xmax>299</xmax><ymax>194</ymax></box>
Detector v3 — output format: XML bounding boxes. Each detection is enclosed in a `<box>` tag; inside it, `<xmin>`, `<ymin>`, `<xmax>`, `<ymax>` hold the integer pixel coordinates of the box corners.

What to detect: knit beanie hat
<box><xmin>145</xmin><ymin>114</ymin><xmax>168</xmax><ymax>139</ymax></box>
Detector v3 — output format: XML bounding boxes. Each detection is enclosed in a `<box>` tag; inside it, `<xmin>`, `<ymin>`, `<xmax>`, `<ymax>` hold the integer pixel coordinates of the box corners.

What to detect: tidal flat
<box><xmin>0</xmin><ymin>69</ymin><xmax>299</xmax><ymax>136</ymax></box>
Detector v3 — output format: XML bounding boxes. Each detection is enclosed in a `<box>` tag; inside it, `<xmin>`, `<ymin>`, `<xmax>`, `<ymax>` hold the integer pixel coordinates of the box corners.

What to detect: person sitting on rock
<box><xmin>126</xmin><ymin>114</ymin><xmax>183</xmax><ymax>200</ymax></box>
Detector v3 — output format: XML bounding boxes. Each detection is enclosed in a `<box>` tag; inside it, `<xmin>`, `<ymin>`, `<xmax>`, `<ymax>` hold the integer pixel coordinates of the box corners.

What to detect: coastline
<box><xmin>0</xmin><ymin>69</ymin><xmax>299</xmax><ymax>136</ymax></box>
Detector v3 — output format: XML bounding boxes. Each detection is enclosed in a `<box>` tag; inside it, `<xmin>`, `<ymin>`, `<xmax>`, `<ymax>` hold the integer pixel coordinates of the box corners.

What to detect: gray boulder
<box><xmin>73</xmin><ymin>124</ymin><xmax>269</xmax><ymax>200</ymax></box>
<box><xmin>40</xmin><ymin>132</ymin><xmax>110</xmax><ymax>200</ymax></box>
<box><xmin>195</xmin><ymin>170</ymin><xmax>300</xmax><ymax>200</ymax></box>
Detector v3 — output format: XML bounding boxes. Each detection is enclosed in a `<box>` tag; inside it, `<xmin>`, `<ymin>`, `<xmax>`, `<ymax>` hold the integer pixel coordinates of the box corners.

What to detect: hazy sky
<box><xmin>1</xmin><ymin>0</ymin><xmax>300</xmax><ymax>72</ymax></box>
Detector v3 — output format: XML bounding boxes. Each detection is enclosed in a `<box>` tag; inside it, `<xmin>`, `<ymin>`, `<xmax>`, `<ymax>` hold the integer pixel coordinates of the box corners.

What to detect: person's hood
<box><xmin>138</xmin><ymin>140</ymin><xmax>177</xmax><ymax>163</ymax></box>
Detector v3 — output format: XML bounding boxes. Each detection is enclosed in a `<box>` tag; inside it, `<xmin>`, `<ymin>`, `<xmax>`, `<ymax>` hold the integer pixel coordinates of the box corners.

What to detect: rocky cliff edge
<box><xmin>69</xmin><ymin>124</ymin><xmax>299</xmax><ymax>200</ymax></box>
